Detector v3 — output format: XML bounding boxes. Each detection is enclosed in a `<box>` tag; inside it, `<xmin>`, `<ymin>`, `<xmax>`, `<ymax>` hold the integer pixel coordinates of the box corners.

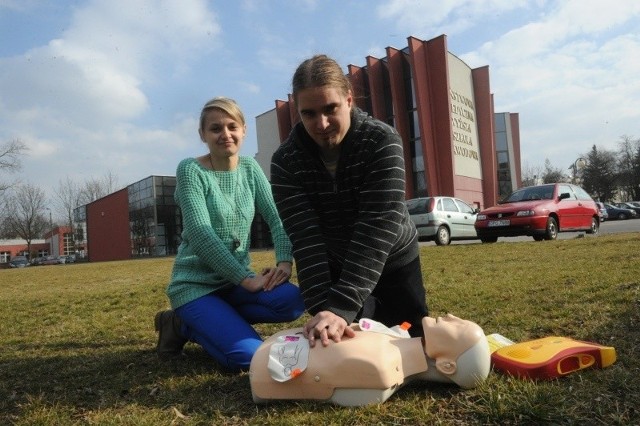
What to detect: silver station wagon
<box><xmin>406</xmin><ymin>196</ymin><xmax>479</xmax><ymax>245</ymax></box>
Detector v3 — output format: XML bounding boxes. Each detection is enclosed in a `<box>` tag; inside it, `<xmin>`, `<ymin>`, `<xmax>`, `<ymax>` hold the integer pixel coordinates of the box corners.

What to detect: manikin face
<box><xmin>199</xmin><ymin>108</ymin><xmax>246</xmax><ymax>160</ymax></box>
<box><xmin>423</xmin><ymin>314</ymin><xmax>470</xmax><ymax>341</ymax></box>
<box><xmin>422</xmin><ymin>314</ymin><xmax>484</xmax><ymax>375</ymax></box>
<box><xmin>295</xmin><ymin>86</ymin><xmax>353</xmax><ymax>154</ymax></box>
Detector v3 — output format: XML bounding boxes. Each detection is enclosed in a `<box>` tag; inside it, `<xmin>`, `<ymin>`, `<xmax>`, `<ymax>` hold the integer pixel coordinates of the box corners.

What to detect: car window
<box><xmin>558</xmin><ymin>185</ymin><xmax>577</xmax><ymax>200</ymax></box>
<box><xmin>442</xmin><ymin>198</ymin><xmax>459</xmax><ymax>212</ymax></box>
<box><xmin>572</xmin><ymin>185</ymin><xmax>593</xmax><ymax>201</ymax></box>
<box><xmin>436</xmin><ymin>199</ymin><xmax>443</xmax><ymax>211</ymax></box>
<box><xmin>505</xmin><ymin>185</ymin><xmax>554</xmax><ymax>202</ymax></box>
<box><xmin>406</xmin><ymin>199</ymin><xmax>426</xmax><ymax>215</ymax></box>
<box><xmin>455</xmin><ymin>199</ymin><xmax>475</xmax><ymax>214</ymax></box>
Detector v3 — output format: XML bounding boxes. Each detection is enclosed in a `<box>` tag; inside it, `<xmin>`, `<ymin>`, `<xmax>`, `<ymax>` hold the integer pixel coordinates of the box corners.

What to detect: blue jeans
<box><xmin>175</xmin><ymin>282</ymin><xmax>304</xmax><ymax>372</ymax></box>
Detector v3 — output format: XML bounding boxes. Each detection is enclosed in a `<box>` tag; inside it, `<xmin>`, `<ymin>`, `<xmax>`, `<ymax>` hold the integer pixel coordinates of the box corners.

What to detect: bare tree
<box><xmin>0</xmin><ymin>138</ymin><xmax>29</xmax><ymax>195</ymax></box>
<box><xmin>617</xmin><ymin>135</ymin><xmax>640</xmax><ymax>201</ymax></box>
<box><xmin>521</xmin><ymin>161</ymin><xmax>543</xmax><ymax>187</ymax></box>
<box><xmin>78</xmin><ymin>170</ymin><xmax>120</xmax><ymax>205</ymax></box>
<box><xmin>53</xmin><ymin>176</ymin><xmax>83</xmax><ymax>252</ymax></box>
<box><xmin>541</xmin><ymin>159</ymin><xmax>566</xmax><ymax>184</ymax></box>
<box><xmin>3</xmin><ymin>184</ymin><xmax>48</xmax><ymax>258</ymax></box>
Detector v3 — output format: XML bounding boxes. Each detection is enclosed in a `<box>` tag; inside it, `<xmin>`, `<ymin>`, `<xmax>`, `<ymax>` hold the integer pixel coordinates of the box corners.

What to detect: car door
<box><xmin>556</xmin><ymin>184</ymin><xmax>580</xmax><ymax>229</ymax></box>
<box><xmin>454</xmin><ymin>198</ymin><xmax>478</xmax><ymax>237</ymax></box>
<box><xmin>571</xmin><ymin>185</ymin><xmax>597</xmax><ymax>228</ymax></box>
<box><xmin>441</xmin><ymin>197</ymin><xmax>464</xmax><ymax>237</ymax></box>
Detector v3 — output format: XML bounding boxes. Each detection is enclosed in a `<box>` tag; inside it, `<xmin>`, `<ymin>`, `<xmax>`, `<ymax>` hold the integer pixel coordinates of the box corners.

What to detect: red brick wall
<box><xmin>86</xmin><ymin>189</ymin><xmax>131</xmax><ymax>262</ymax></box>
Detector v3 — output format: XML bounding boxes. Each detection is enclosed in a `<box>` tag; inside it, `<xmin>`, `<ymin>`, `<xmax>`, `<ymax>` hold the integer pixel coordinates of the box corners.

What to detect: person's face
<box><xmin>295</xmin><ymin>86</ymin><xmax>353</xmax><ymax>152</ymax></box>
<box><xmin>199</xmin><ymin>108</ymin><xmax>246</xmax><ymax>159</ymax></box>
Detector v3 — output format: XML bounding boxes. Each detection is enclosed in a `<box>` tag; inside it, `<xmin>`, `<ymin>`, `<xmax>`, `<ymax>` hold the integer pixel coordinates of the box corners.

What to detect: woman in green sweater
<box><xmin>155</xmin><ymin>97</ymin><xmax>304</xmax><ymax>371</ymax></box>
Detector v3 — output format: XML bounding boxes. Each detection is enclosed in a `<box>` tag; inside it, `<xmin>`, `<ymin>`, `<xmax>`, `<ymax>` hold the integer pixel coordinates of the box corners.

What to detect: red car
<box><xmin>474</xmin><ymin>183</ymin><xmax>600</xmax><ymax>243</ymax></box>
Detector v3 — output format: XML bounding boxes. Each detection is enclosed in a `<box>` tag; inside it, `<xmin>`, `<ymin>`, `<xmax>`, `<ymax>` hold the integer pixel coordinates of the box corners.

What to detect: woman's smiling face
<box><xmin>199</xmin><ymin>108</ymin><xmax>246</xmax><ymax>160</ymax></box>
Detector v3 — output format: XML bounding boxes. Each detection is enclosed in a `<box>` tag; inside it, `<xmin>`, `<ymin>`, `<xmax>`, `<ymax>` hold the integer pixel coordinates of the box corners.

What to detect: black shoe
<box><xmin>154</xmin><ymin>309</ymin><xmax>188</xmax><ymax>361</ymax></box>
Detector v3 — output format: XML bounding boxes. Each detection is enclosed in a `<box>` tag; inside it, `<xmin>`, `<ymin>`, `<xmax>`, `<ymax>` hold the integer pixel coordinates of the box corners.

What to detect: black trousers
<box><xmin>357</xmin><ymin>256</ymin><xmax>429</xmax><ymax>338</ymax></box>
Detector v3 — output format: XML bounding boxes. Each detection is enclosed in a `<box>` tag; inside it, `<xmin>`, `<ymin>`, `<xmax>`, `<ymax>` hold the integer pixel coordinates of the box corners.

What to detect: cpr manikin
<box><xmin>249</xmin><ymin>314</ymin><xmax>490</xmax><ymax>406</ymax></box>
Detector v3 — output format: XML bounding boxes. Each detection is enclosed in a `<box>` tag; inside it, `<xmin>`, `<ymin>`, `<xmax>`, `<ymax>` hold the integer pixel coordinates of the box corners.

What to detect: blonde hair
<box><xmin>199</xmin><ymin>97</ymin><xmax>246</xmax><ymax>131</ymax></box>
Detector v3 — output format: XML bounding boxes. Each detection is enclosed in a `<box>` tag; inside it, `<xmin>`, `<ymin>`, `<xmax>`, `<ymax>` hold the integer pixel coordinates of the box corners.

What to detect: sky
<box><xmin>1</xmin><ymin>0</ymin><xmax>640</xmax><ymax>212</ymax></box>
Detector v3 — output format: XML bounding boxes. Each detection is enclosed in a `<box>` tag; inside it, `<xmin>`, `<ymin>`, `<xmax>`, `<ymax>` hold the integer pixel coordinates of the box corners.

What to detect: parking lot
<box><xmin>420</xmin><ymin>215</ymin><xmax>640</xmax><ymax>246</ymax></box>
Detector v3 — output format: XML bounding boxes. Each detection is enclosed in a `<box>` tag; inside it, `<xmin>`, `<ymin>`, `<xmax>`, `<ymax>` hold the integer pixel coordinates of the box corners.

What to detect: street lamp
<box><xmin>45</xmin><ymin>208</ymin><xmax>53</xmax><ymax>256</ymax></box>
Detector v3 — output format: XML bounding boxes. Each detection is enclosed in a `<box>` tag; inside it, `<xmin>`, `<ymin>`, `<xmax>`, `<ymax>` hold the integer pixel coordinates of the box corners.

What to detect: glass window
<box><xmin>558</xmin><ymin>185</ymin><xmax>577</xmax><ymax>200</ymax></box>
<box><xmin>442</xmin><ymin>198</ymin><xmax>458</xmax><ymax>212</ymax></box>
<box><xmin>0</xmin><ymin>252</ymin><xmax>9</xmax><ymax>263</ymax></box>
<box><xmin>572</xmin><ymin>185</ymin><xmax>593</xmax><ymax>201</ymax></box>
<box><xmin>497</xmin><ymin>151</ymin><xmax>509</xmax><ymax>168</ymax></box>
<box><xmin>495</xmin><ymin>132</ymin><xmax>508</xmax><ymax>151</ymax></box>
<box><xmin>406</xmin><ymin>198</ymin><xmax>426</xmax><ymax>215</ymax></box>
<box><xmin>455</xmin><ymin>199</ymin><xmax>474</xmax><ymax>214</ymax></box>
<box><xmin>494</xmin><ymin>114</ymin><xmax>506</xmax><ymax>132</ymax></box>
<box><xmin>413</xmin><ymin>172</ymin><xmax>427</xmax><ymax>198</ymax></box>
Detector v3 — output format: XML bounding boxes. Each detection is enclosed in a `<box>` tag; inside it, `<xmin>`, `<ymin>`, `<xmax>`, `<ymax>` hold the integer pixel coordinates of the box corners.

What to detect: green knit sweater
<box><xmin>166</xmin><ymin>156</ymin><xmax>293</xmax><ymax>309</ymax></box>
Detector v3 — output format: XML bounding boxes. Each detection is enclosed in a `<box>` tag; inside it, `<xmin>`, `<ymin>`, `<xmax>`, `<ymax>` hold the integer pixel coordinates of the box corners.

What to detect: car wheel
<box><xmin>544</xmin><ymin>217</ymin><xmax>558</xmax><ymax>240</ymax></box>
<box><xmin>617</xmin><ymin>212</ymin><xmax>627</xmax><ymax>220</ymax></box>
<box><xmin>586</xmin><ymin>217</ymin><xmax>599</xmax><ymax>235</ymax></box>
<box><xmin>435</xmin><ymin>225</ymin><xmax>451</xmax><ymax>246</ymax></box>
<box><xmin>480</xmin><ymin>237</ymin><xmax>498</xmax><ymax>243</ymax></box>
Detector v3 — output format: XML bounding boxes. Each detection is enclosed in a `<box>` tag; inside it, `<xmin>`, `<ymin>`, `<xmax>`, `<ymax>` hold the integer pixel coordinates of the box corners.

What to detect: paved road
<box><xmin>420</xmin><ymin>217</ymin><xmax>640</xmax><ymax>246</ymax></box>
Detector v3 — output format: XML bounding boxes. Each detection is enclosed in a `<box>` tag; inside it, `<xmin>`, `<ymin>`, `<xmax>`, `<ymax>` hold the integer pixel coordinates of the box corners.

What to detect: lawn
<box><xmin>1</xmin><ymin>233</ymin><xmax>638</xmax><ymax>425</ymax></box>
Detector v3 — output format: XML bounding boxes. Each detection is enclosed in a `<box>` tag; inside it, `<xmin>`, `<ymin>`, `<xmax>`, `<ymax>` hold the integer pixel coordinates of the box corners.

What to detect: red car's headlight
<box><xmin>516</xmin><ymin>210</ymin><xmax>535</xmax><ymax>217</ymax></box>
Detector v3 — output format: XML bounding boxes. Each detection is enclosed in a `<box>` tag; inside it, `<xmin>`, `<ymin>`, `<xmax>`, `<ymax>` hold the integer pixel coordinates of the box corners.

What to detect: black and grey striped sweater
<box><xmin>270</xmin><ymin>107</ymin><xmax>419</xmax><ymax>324</ymax></box>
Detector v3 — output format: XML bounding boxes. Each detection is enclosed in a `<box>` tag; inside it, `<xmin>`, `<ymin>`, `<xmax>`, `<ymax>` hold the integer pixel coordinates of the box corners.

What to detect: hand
<box><xmin>303</xmin><ymin>311</ymin><xmax>356</xmax><ymax>347</ymax></box>
<box><xmin>239</xmin><ymin>274</ymin><xmax>268</xmax><ymax>293</ymax></box>
<box><xmin>261</xmin><ymin>262</ymin><xmax>292</xmax><ymax>291</ymax></box>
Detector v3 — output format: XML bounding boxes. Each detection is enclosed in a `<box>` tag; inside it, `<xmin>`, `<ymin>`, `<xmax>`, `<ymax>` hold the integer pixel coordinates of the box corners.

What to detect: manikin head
<box><xmin>419</xmin><ymin>314</ymin><xmax>490</xmax><ymax>388</ymax></box>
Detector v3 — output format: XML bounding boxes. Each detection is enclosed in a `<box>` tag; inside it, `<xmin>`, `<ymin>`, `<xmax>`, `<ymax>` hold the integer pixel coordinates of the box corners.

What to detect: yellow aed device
<box><xmin>491</xmin><ymin>336</ymin><xmax>616</xmax><ymax>380</ymax></box>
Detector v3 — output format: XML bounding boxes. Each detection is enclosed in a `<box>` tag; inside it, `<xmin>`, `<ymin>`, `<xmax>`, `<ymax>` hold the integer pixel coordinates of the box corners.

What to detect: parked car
<box><xmin>595</xmin><ymin>202</ymin><xmax>608</xmax><ymax>222</ymax></box>
<box><xmin>406</xmin><ymin>196</ymin><xmax>478</xmax><ymax>245</ymax></box>
<box><xmin>614</xmin><ymin>202</ymin><xmax>640</xmax><ymax>217</ymax></box>
<box><xmin>474</xmin><ymin>183</ymin><xmax>599</xmax><ymax>243</ymax></box>
<box><xmin>40</xmin><ymin>255</ymin><xmax>60</xmax><ymax>266</ymax></box>
<box><xmin>603</xmin><ymin>203</ymin><xmax>637</xmax><ymax>220</ymax></box>
<box><xmin>9</xmin><ymin>255</ymin><xmax>29</xmax><ymax>268</ymax></box>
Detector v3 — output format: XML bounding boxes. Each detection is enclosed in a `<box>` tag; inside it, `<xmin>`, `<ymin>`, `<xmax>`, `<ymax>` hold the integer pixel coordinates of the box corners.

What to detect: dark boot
<box><xmin>154</xmin><ymin>309</ymin><xmax>188</xmax><ymax>361</ymax></box>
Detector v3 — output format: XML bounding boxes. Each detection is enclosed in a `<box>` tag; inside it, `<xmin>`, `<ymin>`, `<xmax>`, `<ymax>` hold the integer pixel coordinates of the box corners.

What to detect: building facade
<box><xmin>61</xmin><ymin>34</ymin><xmax>521</xmax><ymax>263</ymax></box>
<box><xmin>74</xmin><ymin>175</ymin><xmax>181</xmax><ymax>262</ymax></box>
<box><xmin>0</xmin><ymin>225</ymin><xmax>74</xmax><ymax>267</ymax></box>
<box><xmin>256</xmin><ymin>34</ymin><xmax>521</xmax><ymax>209</ymax></box>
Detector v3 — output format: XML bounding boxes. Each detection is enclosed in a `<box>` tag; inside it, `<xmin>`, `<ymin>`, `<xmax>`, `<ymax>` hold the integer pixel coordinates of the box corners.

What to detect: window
<box><xmin>455</xmin><ymin>200</ymin><xmax>475</xmax><ymax>214</ymax></box>
<box><xmin>559</xmin><ymin>185</ymin><xmax>577</xmax><ymax>200</ymax></box>
<box><xmin>0</xmin><ymin>252</ymin><xmax>9</xmax><ymax>263</ymax></box>
<box><xmin>406</xmin><ymin>199</ymin><xmax>426</xmax><ymax>215</ymax></box>
<box><xmin>572</xmin><ymin>185</ymin><xmax>593</xmax><ymax>201</ymax></box>
<box><xmin>442</xmin><ymin>198</ymin><xmax>459</xmax><ymax>212</ymax></box>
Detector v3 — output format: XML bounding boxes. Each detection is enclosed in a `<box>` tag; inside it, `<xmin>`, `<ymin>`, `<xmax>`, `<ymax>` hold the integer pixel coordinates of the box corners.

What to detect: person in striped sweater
<box><xmin>271</xmin><ymin>55</ymin><xmax>429</xmax><ymax>348</ymax></box>
<box><xmin>155</xmin><ymin>97</ymin><xmax>304</xmax><ymax>371</ymax></box>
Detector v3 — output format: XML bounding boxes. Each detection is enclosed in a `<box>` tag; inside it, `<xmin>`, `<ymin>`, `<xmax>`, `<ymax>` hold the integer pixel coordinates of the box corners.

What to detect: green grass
<box><xmin>1</xmin><ymin>234</ymin><xmax>639</xmax><ymax>425</ymax></box>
